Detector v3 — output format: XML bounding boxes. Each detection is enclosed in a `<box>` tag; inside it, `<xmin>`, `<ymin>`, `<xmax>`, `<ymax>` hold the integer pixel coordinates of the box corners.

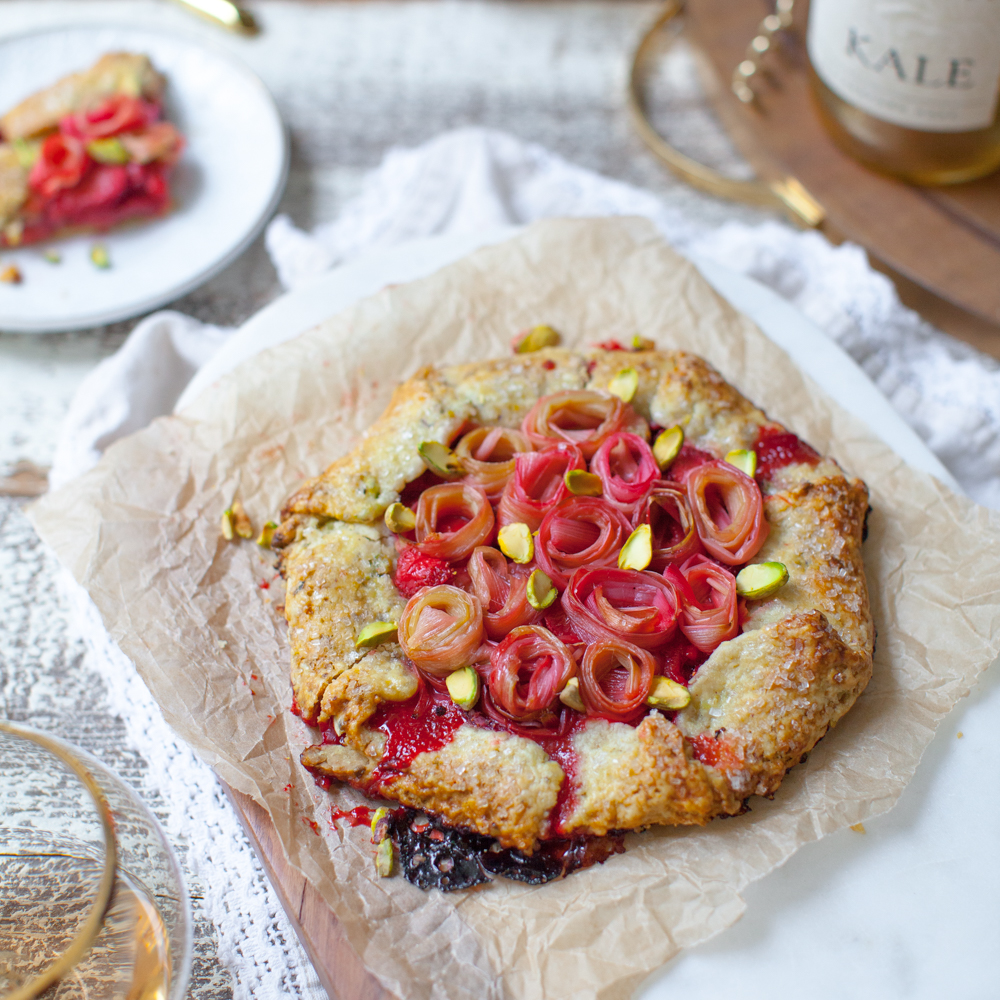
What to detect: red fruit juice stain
<box><xmin>399</xmin><ymin>470</ymin><xmax>445</xmax><ymax>507</ymax></box>
<box><xmin>660</xmin><ymin>639</ymin><xmax>707</xmax><ymax>685</ymax></box>
<box><xmin>754</xmin><ymin>426</ymin><xmax>820</xmax><ymax>480</ymax></box>
<box><xmin>688</xmin><ymin>733</ymin><xmax>742</xmax><ymax>771</ymax></box>
<box><xmin>283</xmin><ymin>783</ymin><xmax>293</xmax><ymax>793</ymax></box>
<box><xmin>394</xmin><ymin>546</ymin><xmax>455</xmax><ymax>598</ymax></box>
<box><xmin>664</xmin><ymin>443</ymin><xmax>715</xmax><ymax>484</ymax></box>
<box><xmin>595</xmin><ymin>339</ymin><xmax>628</xmax><ymax>351</ymax></box>
<box><xmin>531</xmin><ymin>712</ymin><xmax>590</xmax><ymax>837</ymax></box>
<box><xmin>435</xmin><ymin>514</ymin><xmax>471</xmax><ymax>534</ymax></box>
<box><xmin>330</xmin><ymin>805</ymin><xmax>376</xmax><ymax>828</ymax></box>
<box><xmin>301</xmin><ymin>817</ymin><xmax>321</xmax><ymax>836</ymax></box>
<box><xmin>362</xmin><ymin>691</ymin><xmax>464</xmax><ymax>791</ymax></box>
<box><xmin>259</xmin><ymin>580</ymin><xmax>270</xmax><ymax>590</ymax></box>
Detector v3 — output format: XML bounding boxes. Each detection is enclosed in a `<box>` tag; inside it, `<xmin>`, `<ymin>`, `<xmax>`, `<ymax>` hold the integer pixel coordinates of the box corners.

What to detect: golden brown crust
<box><xmin>281</xmin><ymin>352</ymin><xmax>591</xmax><ymax>525</ymax></box>
<box><xmin>0</xmin><ymin>145</ymin><xmax>28</xmax><ymax>229</ymax></box>
<box><xmin>283</xmin><ymin>521</ymin><xmax>411</xmax><ymax>722</ymax></box>
<box><xmin>1</xmin><ymin>53</ymin><xmax>164</xmax><ymax>141</ymax></box>
<box><xmin>285</xmin><ymin>349</ymin><xmax>874</xmax><ymax>850</ymax></box>
<box><xmin>377</xmin><ymin>726</ymin><xmax>565</xmax><ymax>852</ymax></box>
<box><xmin>675</xmin><ymin>611</ymin><xmax>871</xmax><ymax>798</ymax></box>
<box><xmin>562</xmin><ymin>715</ymin><xmax>741</xmax><ymax>835</ymax></box>
<box><xmin>748</xmin><ymin>471</ymin><xmax>872</xmax><ymax>655</ymax></box>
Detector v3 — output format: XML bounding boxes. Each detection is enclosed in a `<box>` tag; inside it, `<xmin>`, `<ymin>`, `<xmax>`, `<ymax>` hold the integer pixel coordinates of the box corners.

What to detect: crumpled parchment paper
<box><xmin>30</xmin><ymin>218</ymin><xmax>1000</xmax><ymax>1000</ymax></box>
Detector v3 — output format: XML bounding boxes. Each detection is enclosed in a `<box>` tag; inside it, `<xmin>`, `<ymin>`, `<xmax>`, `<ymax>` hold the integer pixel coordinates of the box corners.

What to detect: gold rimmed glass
<box><xmin>0</xmin><ymin>721</ymin><xmax>191</xmax><ymax>1000</ymax></box>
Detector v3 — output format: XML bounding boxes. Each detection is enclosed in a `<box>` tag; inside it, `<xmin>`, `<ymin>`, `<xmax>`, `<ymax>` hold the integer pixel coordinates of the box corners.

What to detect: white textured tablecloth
<box><xmin>4</xmin><ymin>4</ymin><xmax>1000</xmax><ymax>999</ymax></box>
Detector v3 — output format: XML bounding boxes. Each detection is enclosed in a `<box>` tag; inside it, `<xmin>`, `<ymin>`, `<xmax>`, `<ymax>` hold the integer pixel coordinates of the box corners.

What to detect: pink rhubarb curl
<box><xmin>536</xmin><ymin>497</ymin><xmax>632</xmax><ymax>589</ymax></box>
<box><xmin>668</xmin><ymin>554</ymin><xmax>740</xmax><ymax>653</ymax></box>
<box><xmin>467</xmin><ymin>546</ymin><xmax>540</xmax><ymax>640</ymax></box>
<box><xmin>455</xmin><ymin>425</ymin><xmax>534</xmax><ymax>501</ymax></box>
<box><xmin>685</xmin><ymin>460</ymin><xmax>768</xmax><ymax>565</ymax></box>
<box><xmin>496</xmin><ymin>443</ymin><xmax>584</xmax><ymax>531</ymax></box>
<box><xmin>591</xmin><ymin>432</ymin><xmax>660</xmax><ymax>513</ymax></box>
<box><xmin>397</xmin><ymin>584</ymin><xmax>485</xmax><ymax>678</ymax></box>
<box><xmin>520</xmin><ymin>389</ymin><xmax>644</xmax><ymax>459</ymax></box>
<box><xmin>633</xmin><ymin>482</ymin><xmax>702</xmax><ymax>570</ymax></box>
<box><xmin>579</xmin><ymin>637</ymin><xmax>656</xmax><ymax>720</ymax></box>
<box><xmin>487</xmin><ymin>625</ymin><xmax>577</xmax><ymax>722</ymax></box>
<box><xmin>415</xmin><ymin>482</ymin><xmax>495</xmax><ymax>561</ymax></box>
<box><xmin>562</xmin><ymin>567</ymin><xmax>681</xmax><ymax>650</ymax></box>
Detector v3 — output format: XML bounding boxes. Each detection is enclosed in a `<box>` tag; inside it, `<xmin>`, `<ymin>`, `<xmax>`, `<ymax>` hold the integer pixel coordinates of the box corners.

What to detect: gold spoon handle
<box><xmin>170</xmin><ymin>0</ymin><xmax>258</xmax><ymax>34</ymax></box>
<box><xmin>628</xmin><ymin>1</ymin><xmax>824</xmax><ymax>228</ymax></box>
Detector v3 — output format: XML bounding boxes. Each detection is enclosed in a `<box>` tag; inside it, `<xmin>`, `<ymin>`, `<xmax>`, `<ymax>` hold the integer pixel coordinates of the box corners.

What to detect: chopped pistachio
<box><xmin>370</xmin><ymin>806</ymin><xmax>392</xmax><ymax>843</ymax></box>
<box><xmin>653</xmin><ymin>425</ymin><xmax>684</xmax><ymax>470</ymax></box>
<box><xmin>618</xmin><ymin>524</ymin><xmax>652</xmax><ymax>571</ymax></box>
<box><xmin>43</xmin><ymin>249</ymin><xmax>62</xmax><ymax>264</ymax></box>
<box><xmin>631</xmin><ymin>334</ymin><xmax>655</xmax><ymax>351</ymax></box>
<box><xmin>220</xmin><ymin>508</ymin><xmax>235</xmax><ymax>540</ymax></box>
<box><xmin>355</xmin><ymin>621</ymin><xmax>398</xmax><ymax>650</ymax></box>
<box><xmin>515</xmin><ymin>324</ymin><xmax>561</xmax><ymax>353</ymax></box>
<box><xmin>725</xmin><ymin>448</ymin><xmax>757</xmax><ymax>477</ymax></box>
<box><xmin>559</xmin><ymin>676</ymin><xmax>586</xmax><ymax>713</ymax></box>
<box><xmin>11</xmin><ymin>137</ymin><xmax>39</xmax><ymax>169</ymax></box>
<box><xmin>374</xmin><ymin>836</ymin><xmax>394</xmax><ymax>877</ymax></box>
<box><xmin>646</xmin><ymin>676</ymin><xmax>691</xmax><ymax>710</ymax></box>
<box><xmin>384</xmin><ymin>501</ymin><xmax>416</xmax><ymax>534</ymax></box>
<box><xmin>526</xmin><ymin>568</ymin><xmax>558</xmax><ymax>610</ymax></box>
<box><xmin>735</xmin><ymin>561</ymin><xmax>788</xmax><ymax>600</ymax></box>
<box><xmin>229</xmin><ymin>499</ymin><xmax>253</xmax><ymax>539</ymax></box>
<box><xmin>607</xmin><ymin>366</ymin><xmax>639</xmax><ymax>403</ymax></box>
<box><xmin>90</xmin><ymin>244</ymin><xmax>111</xmax><ymax>269</ymax></box>
<box><xmin>564</xmin><ymin>469</ymin><xmax>603</xmax><ymax>496</ymax></box>
<box><xmin>446</xmin><ymin>666</ymin><xmax>480</xmax><ymax>710</ymax></box>
<box><xmin>417</xmin><ymin>440</ymin><xmax>464</xmax><ymax>478</ymax></box>
<box><xmin>256</xmin><ymin>521</ymin><xmax>277</xmax><ymax>547</ymax></box>
<box><xmin>0</xmin><ymin>264</ymin><xmax>22</xmax><ymax>285</ymax></box>
<box><xmin>498</xmin><ymin>521</ymin><xmax>533</xmax><ymax>564</ymax></box>
<box><xmin>86</xmin><ymin>137</ymin><xmax>130</xmax><ymax>164</ymax></box>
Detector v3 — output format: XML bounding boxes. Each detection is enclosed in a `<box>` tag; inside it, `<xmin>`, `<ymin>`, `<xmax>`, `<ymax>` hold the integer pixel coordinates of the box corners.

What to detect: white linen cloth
<box><xmin>55</xmin><ymin>128</ymin><xmax>1000</xmax><ymax>507</ymax></box>
<box><xmin>49</xmin><ymin>127</ymin><xmax>1000</xmax><ymax>998</ymax></box>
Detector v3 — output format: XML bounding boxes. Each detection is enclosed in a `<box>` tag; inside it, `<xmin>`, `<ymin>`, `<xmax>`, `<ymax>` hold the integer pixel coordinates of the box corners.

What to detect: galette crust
<box><xmin>278</xmin><ymin>349</ymin><xmax>874</xmax><ymax>851</ymax></box>
<box><xmin>0</xmin><ymin>53</ymin><xmax>164</xmax><ymax>141</ymax></box>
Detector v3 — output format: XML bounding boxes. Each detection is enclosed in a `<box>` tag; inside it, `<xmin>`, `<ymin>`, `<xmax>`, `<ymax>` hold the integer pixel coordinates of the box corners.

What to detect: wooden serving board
<box><xmin>683</xmin><ymin>0</ymin><xmax>1000</xmax><ymax>327</ymax></box>
<box><xmin>223</xmin><ymin>785</ymin><xmax>397</xmax><ymax>1000</ymax></box>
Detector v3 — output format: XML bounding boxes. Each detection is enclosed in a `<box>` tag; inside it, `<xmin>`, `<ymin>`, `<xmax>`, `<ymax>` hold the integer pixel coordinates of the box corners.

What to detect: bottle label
<box><xmin>808</xmin><ymin>0</ymin><xmax>1000</xmax><ymax>132</ymax></box>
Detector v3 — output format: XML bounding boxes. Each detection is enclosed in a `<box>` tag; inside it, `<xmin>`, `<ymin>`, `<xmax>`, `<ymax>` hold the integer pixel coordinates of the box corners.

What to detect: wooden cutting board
<box><xmin>223</xmin><ymin>785</ymin><xmax>396</xmax><ymax>1000</ymax></box>
<box><xmin>683</xmin><ymin>0</ymin><xmax>1000</xmax><ymax>327</ymax></box>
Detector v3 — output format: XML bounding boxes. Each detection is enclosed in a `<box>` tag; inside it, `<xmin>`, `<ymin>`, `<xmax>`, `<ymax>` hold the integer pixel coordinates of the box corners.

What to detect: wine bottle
<box><xmin>807</xmin><ymin>0</ymin><xmax>1000</xmax><ymax>185</ymax></box>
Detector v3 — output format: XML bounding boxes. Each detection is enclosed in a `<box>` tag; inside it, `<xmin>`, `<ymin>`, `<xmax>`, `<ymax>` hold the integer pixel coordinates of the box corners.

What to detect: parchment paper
<box><xmin>30</xmin><ymin>218</ymin><xmax>1000</xmax><ymax>1000</ymax></box>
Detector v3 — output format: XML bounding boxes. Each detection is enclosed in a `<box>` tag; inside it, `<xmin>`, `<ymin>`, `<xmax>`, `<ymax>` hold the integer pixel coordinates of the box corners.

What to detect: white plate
<box><xmin>0</xmin><ymin>25</ymin><xmax>288</xmax><ymax>333</ymax></box>
<box><xmin>176</xmin><ymin>227</ymin><xmax>958</xmax><ymax>492</ymax></box>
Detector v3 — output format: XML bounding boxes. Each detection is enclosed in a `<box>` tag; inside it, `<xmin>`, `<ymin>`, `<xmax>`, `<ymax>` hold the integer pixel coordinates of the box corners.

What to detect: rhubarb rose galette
<box><xmin>273</xmin><ymin>345</ymin><xmax>874</xmax><ymax>890</ymax></box>
<box><xmin>0</xmin><ymin>53</ymin><xmax>184</xmax><ymax>248</ymax></box>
